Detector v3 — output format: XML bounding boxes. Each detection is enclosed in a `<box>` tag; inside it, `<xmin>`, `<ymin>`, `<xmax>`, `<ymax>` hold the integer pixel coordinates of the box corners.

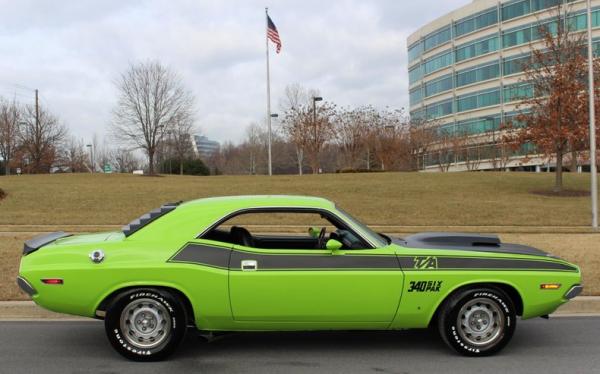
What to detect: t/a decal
<box><xmin>413</xmin><ymin>256</ymin><xmax>438</xmax><ymax>269</ymax></box>
<box><xmin>407</xmin><ymin>280</ymin><xmax>443</xmax><ymax>292</ymax></box>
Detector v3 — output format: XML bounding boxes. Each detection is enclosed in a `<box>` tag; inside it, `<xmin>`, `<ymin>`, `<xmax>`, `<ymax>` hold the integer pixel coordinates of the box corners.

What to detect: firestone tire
<box><xmin>437</xmin><ymin>287</ymin><xmax>516</xmax><ymax>356</ymax></box>
<box><xmin>104</xmin><ymin>288</ymin><xmax>187</xmax><ymax>361</ymax></box>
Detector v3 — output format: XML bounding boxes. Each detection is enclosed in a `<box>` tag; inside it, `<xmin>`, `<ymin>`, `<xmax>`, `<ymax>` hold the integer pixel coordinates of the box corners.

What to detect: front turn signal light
<box><xmin>540</xmin><ymin>283</ymin><xmax>561</xmax><ymax>290</ymax></box>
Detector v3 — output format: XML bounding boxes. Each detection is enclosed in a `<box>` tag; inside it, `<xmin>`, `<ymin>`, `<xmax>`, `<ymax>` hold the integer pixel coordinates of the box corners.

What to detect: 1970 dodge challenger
<box><xmin>17</xmin><ymin>195</ymin><xmax>582</xmax><ymax>361</ymax></box>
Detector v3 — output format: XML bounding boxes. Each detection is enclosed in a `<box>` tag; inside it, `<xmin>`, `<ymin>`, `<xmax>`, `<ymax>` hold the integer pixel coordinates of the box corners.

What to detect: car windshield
<box><xmin>335</xmin><ymin>207</ymin><xmax>389</xmax><ymax>247</ymax></box>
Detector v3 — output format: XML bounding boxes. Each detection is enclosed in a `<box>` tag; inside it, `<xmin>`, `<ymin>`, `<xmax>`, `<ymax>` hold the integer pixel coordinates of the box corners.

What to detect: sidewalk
<box><xmin>1</xmin><ymin>297</ymin><xmax>598</xmax><ymax>321</ymax></box>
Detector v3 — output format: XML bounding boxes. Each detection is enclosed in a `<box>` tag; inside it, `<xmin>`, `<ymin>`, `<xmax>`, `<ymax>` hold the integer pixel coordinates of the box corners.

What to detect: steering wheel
<box><xmin>317</xmin><ymin>227</ymin><xmax>327</xmax><ymax>249</ymax></box>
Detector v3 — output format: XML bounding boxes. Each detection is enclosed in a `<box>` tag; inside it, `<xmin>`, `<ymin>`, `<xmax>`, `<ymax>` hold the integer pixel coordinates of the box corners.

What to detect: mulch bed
<box><xmin>531</xmin><ymin>189</ymin><xmax>590</xmax><ymax>197</ymax></box>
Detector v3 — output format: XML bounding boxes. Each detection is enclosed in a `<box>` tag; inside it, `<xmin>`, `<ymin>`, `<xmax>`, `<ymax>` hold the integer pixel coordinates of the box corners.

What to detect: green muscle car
<box><xmin>17</xmin><ymin>195</ymin><xmax>582</xmax><ymax>361</ymax></box>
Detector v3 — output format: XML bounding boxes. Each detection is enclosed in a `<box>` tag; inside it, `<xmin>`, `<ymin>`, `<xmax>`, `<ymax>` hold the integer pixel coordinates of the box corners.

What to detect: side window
<box><xmin>200</xmin><ymin>210</ymin><xmax>369</xmax><ymax>250</ymax></box>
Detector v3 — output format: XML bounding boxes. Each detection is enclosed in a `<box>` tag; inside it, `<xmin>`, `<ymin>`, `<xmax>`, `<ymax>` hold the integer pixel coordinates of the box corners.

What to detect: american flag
<box><xmin>267</xmin><ymin>15</ymin><xmax>282</xmax><ymax>54</ymax></box>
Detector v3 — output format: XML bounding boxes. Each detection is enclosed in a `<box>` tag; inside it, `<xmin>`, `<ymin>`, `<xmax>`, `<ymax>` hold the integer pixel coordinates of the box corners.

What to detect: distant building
<box><xmin>193</xmin><ymin>135</ymin><xmax>220</xmax><ymax>160</ymax></box>
<box><xmin>407</xmin><ymin>0</ymin><xmax>598</xmax><ymax>172</ymax></box>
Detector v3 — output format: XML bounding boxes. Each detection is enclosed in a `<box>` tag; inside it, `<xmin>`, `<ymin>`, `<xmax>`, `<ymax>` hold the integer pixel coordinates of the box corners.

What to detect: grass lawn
<box><xmin>0</xmin><ymin>172</ymin><xmax>597</xmax><ymax>226</ymax></box>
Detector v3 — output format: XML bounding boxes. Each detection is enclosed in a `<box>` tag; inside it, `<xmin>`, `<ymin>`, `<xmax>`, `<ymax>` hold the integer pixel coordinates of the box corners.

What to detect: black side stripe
<box><xmin>169</xmin><ymin>243</ymin><xmax>231</xmax><ymax>269</ymax></box>
<box><xmin>397</xmin><ymin>256</ymin><xmax>577</xmax><ymax>272</ymax></box>
<box><xmin>229</xmin><ymin>250</ymin><xmax>400</xmax><ymax>270</ymax></box>
<box><xmin>168</xmin><ymin>243</ymin><xmax>577</xmax><ymax>272</ymax></box>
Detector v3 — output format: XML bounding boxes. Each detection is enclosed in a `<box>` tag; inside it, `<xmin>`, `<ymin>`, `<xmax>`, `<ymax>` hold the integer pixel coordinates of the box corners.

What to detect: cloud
<box><xmin>0</xmin><ymin>0</ymin><xmax>469</xmax><ymax>143</ymax></box>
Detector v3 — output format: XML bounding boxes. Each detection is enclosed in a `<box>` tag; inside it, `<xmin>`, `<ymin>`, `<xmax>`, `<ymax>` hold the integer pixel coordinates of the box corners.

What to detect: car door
<box><xmin>228</xmin><ymin>228</ymin><xmax>403</xmax><ymax>324</ymax></box>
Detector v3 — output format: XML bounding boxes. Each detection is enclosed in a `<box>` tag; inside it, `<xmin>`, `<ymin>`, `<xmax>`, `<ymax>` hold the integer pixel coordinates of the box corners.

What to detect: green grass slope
<box><xmin>0</xmin><ymin>172</ymin><xmax>595</xmax><ymax>226</ymax></box>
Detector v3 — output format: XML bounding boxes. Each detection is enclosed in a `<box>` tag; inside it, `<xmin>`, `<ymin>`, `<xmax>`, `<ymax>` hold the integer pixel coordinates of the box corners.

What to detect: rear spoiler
<box><xmin>23</xmin><ymin>231</ymin><xmax>71</xmax><ymax>255</ymax></box>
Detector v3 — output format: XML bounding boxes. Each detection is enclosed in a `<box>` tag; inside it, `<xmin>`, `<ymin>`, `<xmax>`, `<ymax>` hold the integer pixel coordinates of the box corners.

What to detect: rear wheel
<box><xmin>104</xmin><ymin>288</ymin><xmax>187</xmax><ymax>361</ymax></box>
<box><xmin>437</xmin><ymin>287</ymin><xmax>516</xmax><ymax>356</ymax></box>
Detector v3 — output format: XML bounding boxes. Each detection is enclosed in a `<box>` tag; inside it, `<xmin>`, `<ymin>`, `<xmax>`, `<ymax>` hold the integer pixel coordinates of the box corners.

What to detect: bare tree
<box><xmin>111</xmin><ymin>147</ymin><xmax>141</xmax><ymax>173</ymax></box>
<box><xmin>60</xmin><ymin>136</ymin><xmax>88</xmax><ymax>172</ymax></box>
<box><xmin>281</xmin><ymin>98</ymin><xmax>335</xmax><ymax>174</ymax></box>
<box><xmin>280</xmin><ymin>84</ymin><xmax>307</xmax><ymax>175</ymax></box>
<box><xmin>0</xmin><ymin>98</ymin><xmax>21</xmax><ymax>175</ymax></box>
<box><xmin>111</xmin><ymin>61</ymin><xmax>195</xmax><ymax>175</ymax></box>
<box><xmin>169</xmin><ymin>114</ymin><xmax>196</xmax><ymax>175</ymax></box>
<box><xmin>245</xmin><ymin>123</ymin><xmax>267</xmax><ymax>175</ymax></box>
<box><xmin>19</xmin><ymin>105</ymin><xmax>67</xmax><ymax>173</ymax></box>
<box><xmin>333</xmin><ymin>106</ymin><xmax>378</xmax><ymax>170</ymax></box>
<box><xmin>434</xmin><ymin>131</ymin><xmax>456</xmax><ymax>172</ymax></box>
<box><xmin>407</xmin><ymin>119</ymin><xmax>437</xmax><ymax>171</ymax></box>
<box><xmin>363</xmin><ymin>108</ymin><xmax>408</xmax><ymax>171</ymax></box>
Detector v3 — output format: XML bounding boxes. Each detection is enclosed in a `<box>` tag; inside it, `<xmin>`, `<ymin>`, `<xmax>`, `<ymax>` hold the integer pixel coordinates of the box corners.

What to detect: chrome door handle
<box><xmin>241</xmin><ymin>260</ymin><xmax>257</xmax><ymax>271</ymax></box>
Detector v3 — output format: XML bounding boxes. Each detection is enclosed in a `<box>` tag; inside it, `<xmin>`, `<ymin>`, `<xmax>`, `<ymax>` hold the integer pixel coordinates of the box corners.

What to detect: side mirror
<box><xmin>326</xmin><ymin>239</ymin><xmax>343</xmax><ymax>251</ymax></box>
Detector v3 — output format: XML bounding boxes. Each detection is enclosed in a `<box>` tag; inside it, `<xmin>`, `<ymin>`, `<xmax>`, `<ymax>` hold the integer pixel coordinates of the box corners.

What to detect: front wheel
<box><xmin>437</xmin><ymin>287</ymin><xmax>516</xmax><ymax>356</ymax></box>
<box><xmin>104</xmin><ymin>288</ymin><xmax>187</xmax><ymax>361</ymax></box>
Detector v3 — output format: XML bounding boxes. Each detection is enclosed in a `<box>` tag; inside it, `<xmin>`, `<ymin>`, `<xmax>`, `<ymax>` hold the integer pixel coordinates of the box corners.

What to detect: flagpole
<box><xmin>265</xmin><ymin>7</ymin><xmax>273</xmax><ymax>176</ymax></box>
<box><xmin>587</xmin><ymin>0</ymin><xmax>598</xmax><ymax>230</ymax></box>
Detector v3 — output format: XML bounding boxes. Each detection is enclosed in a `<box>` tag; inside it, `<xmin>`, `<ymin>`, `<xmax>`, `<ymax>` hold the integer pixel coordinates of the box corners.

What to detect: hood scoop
<box><xmin>403</xmin><ymin>232</ymin><xmax>551</xmax><ymax>257</ymax></box>
<box><xmin>406</xmin><ymin>232</ymin><xmax>501</xmax><ymax>248</ymax></box>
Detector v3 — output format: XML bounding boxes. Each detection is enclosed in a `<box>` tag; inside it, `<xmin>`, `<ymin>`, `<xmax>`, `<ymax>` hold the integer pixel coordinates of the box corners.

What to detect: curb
<box><xmin>1</xmin><ymin>297</ymin><xmax>599</xmax><ymax>321</ymax></box>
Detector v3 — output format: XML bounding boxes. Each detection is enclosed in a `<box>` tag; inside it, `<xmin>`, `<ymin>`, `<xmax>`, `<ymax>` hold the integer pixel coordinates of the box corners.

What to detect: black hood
<box><xmin>396</xmin><ymin>232</ymin><xmax>554</xmax><ymax>258</ymax></box>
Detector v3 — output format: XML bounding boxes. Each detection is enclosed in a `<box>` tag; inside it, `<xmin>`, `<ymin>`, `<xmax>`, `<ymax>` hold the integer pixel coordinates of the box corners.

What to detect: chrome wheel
<box><xmin>457</xmin><ymin>297</ymin><xmax>504</xmax><ymax>346</ymax></box>
<box><xmin>119</xmin><ymin>298</ymin><xmax>172</xmax><ymax>349</ymax></box>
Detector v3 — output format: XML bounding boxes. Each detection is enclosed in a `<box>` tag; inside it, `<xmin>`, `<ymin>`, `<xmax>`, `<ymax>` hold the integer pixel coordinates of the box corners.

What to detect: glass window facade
<box><xmin>568</xmin><ymin>12</ymin><xmax>587</xmax><ymax>31</ymax></box>
<box><xmin>408</xmin><ymin>41</ymin><xmax>423</xmax><ymax>64</ymax></box>
<box><xmin>456</xmin><ymin>62</ymin><xmax>500</xmax><ymax>87</ymax></box>
<box><xmin>503</xmin><ymin>54</ymin><xmax>531</xmax><ymax>75</ymax></box>
<box><xmin>424</xmin><ymin>26</ymin><xmax>452</xmax><ymax>51</ymax></box>
<box><xmin>502</xmin><ymin>0</ymin><xmax>530</xmax><ymax>21</ymax></box>
<box><xmin>424</xmin><ymin>74</ymin><xmax>453</xmax><ymax>97</ymax></box>
<box><xmin>455</xmin><ymin>36</ymin><xmax>499</xmax><ymax>62</ymax></box>
<box><xmin>457</xmin><ymin>88</ymin><xmax>500</xmax><ymax>112</ymax></box>
<box><xmin>531</xmin><ymin>0</ymin><xmax>561</xmax><ymax>12</ymax></box>
<box><xmin>426</xmin><ymin>99</ymin><xmax>453</xmax><ymax>119</ymax></box>
<box><xmin>423</xmin><ymin>50</ymin><xmax>453</xmax><ymax>74</ymax></box>
<box><xmin>456</xmin><ymin>115</ymin><xmax>501</xmax><ymax>135</ymax></box>
<box><xmin>454</xmin><ymin>8</ymin><xmax>498</xmax><ymax>37</ymax></box>
<box><xmin>502</xmin><ymin>20</ymin><xmax>558</xmax><ymax>48</ymax></box>
<box><xmin>566</xmin><ymin>9</ymin><xmax>600</xmax><ymax>31</ymax></box>
<box><xmin>438</xmin><ymin>123</ymin><xmax>456</xmax><ymax>136</ymax></box>
<box><xmin>410</xmin><ymin>87</ymin><xmax>423</xmax><ymax>107</ymax></box>
<box><xmin>503</xmin><ymin>111</ymin><xmax>529</xmax><ymax>128</ymax></box>
<box><xmin>502</xmin><ymin>26</ymin><xmax>531</xmax><ymax>47</ymax></box>
<box><xmin>409</xmin><ymin>65</ymin><xmax>423</xmax><ymax>85</ymax></box>
<box><xmin>410</xmin><ymin>108</ymin><xmax>426</xmax><ymax>121</ymax></box>
<box><xmin>503</xmin><ymin>82</ymin><xmax>534</xmax><ymax>102</ymax></box>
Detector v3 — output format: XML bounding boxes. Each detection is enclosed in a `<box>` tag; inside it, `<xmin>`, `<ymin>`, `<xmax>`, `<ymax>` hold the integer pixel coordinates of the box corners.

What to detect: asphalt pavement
<box><xmin>0</xmin><ymin>317</ymin><xmax>599</xmax><ymax>374</ymax></box>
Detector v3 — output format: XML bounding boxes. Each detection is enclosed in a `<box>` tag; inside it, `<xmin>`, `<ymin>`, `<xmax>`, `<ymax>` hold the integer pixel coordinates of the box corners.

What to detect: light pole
<box><xmin>587</xmin><ymin>0</ymin><xmax>598</xmax><ymax>230</ymax></box>
<box><xmin>312</xmin><ymin>97</ymin><xmax>323</xmax><ymax>174</ymax></box>
<box><xmin>268</xmin><ymin>113</ymin><xmax>278</xmax><ymax>175</ymax></box>
<box><xmin>86</xmin><ymin>144</ymin><xmax>94</xmax><ymax>173</ymax></box>
<box><xmin>312</xmin><ymin>96</ymin><xmax>323</xmax><ymax>127</ymax></box>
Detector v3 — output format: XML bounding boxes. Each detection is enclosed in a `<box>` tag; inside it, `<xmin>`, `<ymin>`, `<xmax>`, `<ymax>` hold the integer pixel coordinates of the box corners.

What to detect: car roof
<box><xmin>179</xmin><ymin>195</ymin><xmax>335</xmax><ymax>210</ymax></box>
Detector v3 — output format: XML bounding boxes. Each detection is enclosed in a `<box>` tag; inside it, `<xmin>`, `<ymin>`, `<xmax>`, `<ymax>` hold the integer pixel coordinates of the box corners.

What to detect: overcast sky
<box><xmin>0</xmin><ymin>0</ymin><xmax>469</xmax><ymax>144</ymax></box>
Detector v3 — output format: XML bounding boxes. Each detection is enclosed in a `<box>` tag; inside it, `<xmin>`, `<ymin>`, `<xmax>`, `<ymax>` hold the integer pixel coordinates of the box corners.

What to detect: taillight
<box><xmin>41</xmin><ymin>278</ymin><xmax>63</xmax><ymax>285</ymax></box>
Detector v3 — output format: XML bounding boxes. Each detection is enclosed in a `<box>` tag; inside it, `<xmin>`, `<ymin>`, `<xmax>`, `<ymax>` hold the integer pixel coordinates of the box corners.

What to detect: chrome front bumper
<box><xmin>564</xmin><ymin>285</ymin><xmax>583</xmax><ymax>300</ymax></box>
